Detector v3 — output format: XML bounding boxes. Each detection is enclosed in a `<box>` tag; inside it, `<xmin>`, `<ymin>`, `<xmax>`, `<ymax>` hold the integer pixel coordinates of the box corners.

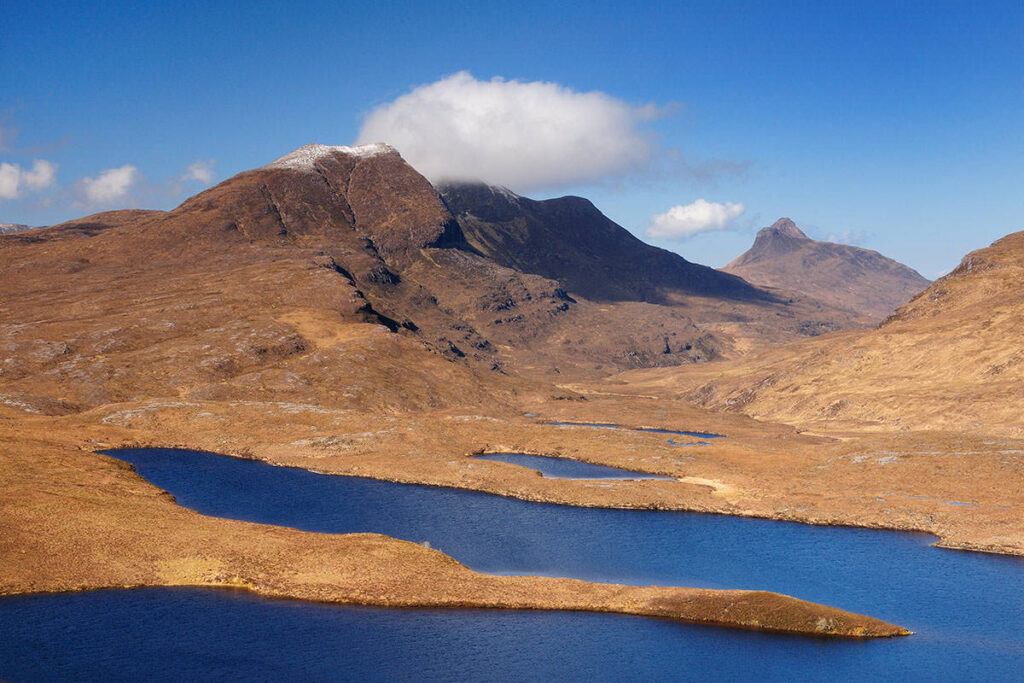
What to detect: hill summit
<box><xmin>723</xmin><ymin>218</ymin><xmax>930</xmax><ymax>320</ymax></box>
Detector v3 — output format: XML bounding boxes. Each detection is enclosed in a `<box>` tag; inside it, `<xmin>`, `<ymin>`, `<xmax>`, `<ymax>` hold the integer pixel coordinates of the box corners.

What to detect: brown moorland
<box><xmin>627</xmin><ymin>229</ymin><xmax>1024</xmax><ymax>439</ymax></box>
<box><xmin>3</xmin><ymin>143</ymin><xmax>1017</xmax><ymax>636</ymax></box>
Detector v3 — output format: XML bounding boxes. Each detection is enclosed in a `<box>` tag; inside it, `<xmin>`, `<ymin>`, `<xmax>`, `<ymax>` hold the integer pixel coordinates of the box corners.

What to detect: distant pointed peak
<box><xmin>758</xmin><ymin>217</ymin><xmax>808</xmax><ymax>240</ymax></box>
<box><xmin>266</xmin><ymin>143</ymin><xmax>398</xmax><ymax>170</ymax></box>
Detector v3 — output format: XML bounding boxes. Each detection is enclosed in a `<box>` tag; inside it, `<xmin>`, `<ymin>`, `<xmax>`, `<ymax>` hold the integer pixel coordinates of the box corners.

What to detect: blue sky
<box><xmin>2</xmin><ymin>0</ymin><xmax>1022</xmax><ymax>277</ymax></box>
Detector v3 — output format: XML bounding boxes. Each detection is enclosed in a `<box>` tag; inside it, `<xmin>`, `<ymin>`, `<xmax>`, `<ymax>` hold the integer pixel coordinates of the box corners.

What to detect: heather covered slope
<box><xmin>1</xmin><ymin>144</ymin><xmax>868</xmax><ymax>416</ymax></box>
<box><xmin>723</xmin><ymin>218</ymin><xmax>930</xmax><ymax>320</ymax></box>
<box><xmin>0</xmin><ymin>145</ymin><xmax>517</xmax><ymax>416</ymax></box>
<box><xmin>622</xmin><ymin>230</ymin><xmax>1024</xmax><ymax>437</ymax></box>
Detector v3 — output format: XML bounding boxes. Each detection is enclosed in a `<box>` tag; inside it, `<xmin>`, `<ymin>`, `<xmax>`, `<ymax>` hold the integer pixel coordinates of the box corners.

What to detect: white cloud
<box><xmin>0</xmin><ymin>164</ymin><xmax>19</xmax><ymax>200</ymax></box>
<box><xmin>79</xmin><ymin>165</ymin><xmax>139</xmax><ymax>204</ymax></box>
<box><xmin>356</xmin><ymin>71</ymin><xmax>660</xmax><ymax>192</ymax></box>
<box><xmin>22</xmin><ymin>159</ymin><xmax>56</xmax><ymax>190</ymax></box>
<box><xmin>181</xmin><ymin>159</ymin><xmax>215</xmax><ymax>185</ymax></box>
<box><xmin>0</xmin><ymin>159</ymin><xmax>58</xmax><ymax>200</ymax></box>
<box><xmin>646</xmin><ymin>199</ymin><xmax>745</xmax><ymax>240</ymax></box>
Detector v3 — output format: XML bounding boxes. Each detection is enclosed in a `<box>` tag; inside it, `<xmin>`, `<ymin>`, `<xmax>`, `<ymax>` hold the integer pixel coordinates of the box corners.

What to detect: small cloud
<box><xmin>0</xmin><ymin>164</ymin><xmax>19</xmax><ymax>200</ymax></box>
<box><xmin>356</xmin><ymin>71</ymin><xmax>662</xmax><ymax>193</ymax></box>
<box><xmin>181</xmin><ymin>159</ymin><xmax>215</xmax><ymax>185</ymax></box>
<box><xmin>78</xmin><ymin>165</ymin><xmax>139</xmax><ymax>205</ymax></box>
<box><xmin>646</xmin><ymin>199</ymin><xmax>745</xmax><ymax>240</ymax></box>
<box><xmin>0</xmin><ymin>159</ymin><xmax>58</xmax><ymax>200</ymax></box>
<box><xmin>22</xmin><ymin>159</ymin><xmax>56</xmax><ymax>190</ymax></box>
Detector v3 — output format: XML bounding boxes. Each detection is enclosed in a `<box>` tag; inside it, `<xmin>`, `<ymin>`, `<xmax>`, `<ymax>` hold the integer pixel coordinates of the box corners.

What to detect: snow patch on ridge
<box><xmin>267</xmin><ymin>143</ymin><xmax>396</xmax><ymax>170</ymax></box>
<box><xmin>491</xmin><ymin>185</ymin><xmax>521</xmax><ymax>202</ymax></box>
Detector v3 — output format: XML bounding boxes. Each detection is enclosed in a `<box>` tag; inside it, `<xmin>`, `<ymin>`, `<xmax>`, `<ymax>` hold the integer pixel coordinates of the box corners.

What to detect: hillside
<box><xmin>723</xmin><ymin>218</ymin><xmax>930</xmax><ymax>320</ymax></box>
<box><xmin>0</xmin><ymin>145</ymin><xmax>866</xmax><ymax>420</ymax></box>
<box><xmin>619</xmin><ymin>230</ymin><xmax>1024</xmax><ymax>437</ymax></box>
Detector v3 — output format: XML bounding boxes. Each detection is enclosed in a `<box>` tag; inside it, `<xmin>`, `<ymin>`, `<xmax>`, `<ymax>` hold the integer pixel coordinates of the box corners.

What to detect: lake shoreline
<box><xmin>0</xmin><ymin>433</ymin><xmax>909</xmax><ymax>639</ymax></box>
<box><xmin>3</xmin><ymin>396</ymin><xmax>1021</xmax><ymax>643</ymax></box>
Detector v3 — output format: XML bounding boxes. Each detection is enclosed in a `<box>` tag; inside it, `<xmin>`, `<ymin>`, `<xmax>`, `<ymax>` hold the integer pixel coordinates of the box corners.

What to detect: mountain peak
<box><xmin>759</xmin><ymin>217</ymin><xmax>808</xmax><ymax>240</ymax></box>
<box><xmin>266</xmin><ymin>143</ymin><xmax>398</xmax><ymax>171</ymax></box>
<box><xmin>177</xmin><ymin>141</ymin><xmax>460</xmax><ymax>263</ymax></box>
<box><xmin>724</xmin><ymin>217</ymin><xmax>930</xmax><ymax>320</ymax></box>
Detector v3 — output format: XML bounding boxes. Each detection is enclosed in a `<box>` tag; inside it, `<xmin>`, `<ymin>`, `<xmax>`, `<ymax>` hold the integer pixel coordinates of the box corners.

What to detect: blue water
<box><xmin>1</xmin><ymin>447</ymin><xmax>1022</xmax><ymax>681</ymax></box>
<box><xmin>540</xmin><ymin>420</ymin><xmax>724</xmax><ymax>438</ymax></box>
<box><xmin>473</xmin><ymin>452</ymin><xmax>675</xmax><ymax>479</ymax></box>
<box><xmin>0</xmin><ymin>589</ymin><xmax>944</xmax><ymax>682</ymax></box>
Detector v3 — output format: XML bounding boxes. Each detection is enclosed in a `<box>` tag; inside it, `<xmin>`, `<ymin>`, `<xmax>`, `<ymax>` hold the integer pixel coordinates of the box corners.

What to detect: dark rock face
<box><xmin>439</xmin><ymin>182</ymin><xmax>772</xmax><ymax>305</ymax></box>
<box><xmin>723</xmin><ymin>218</ymin><xmax>931</xmax><ymax>320</ymax></box>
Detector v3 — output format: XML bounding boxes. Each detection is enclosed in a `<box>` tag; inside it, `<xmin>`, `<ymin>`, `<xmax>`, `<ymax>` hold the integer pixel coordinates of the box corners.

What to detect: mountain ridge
<box><xmin>440</xmin><ymin>181</ymin><xmax>772</xmax><ymax>305</ymax></box>
<box><xmin>0</xmin><ymin>144</ymin><xmax>866</xmax><ymax>417</ymax></box>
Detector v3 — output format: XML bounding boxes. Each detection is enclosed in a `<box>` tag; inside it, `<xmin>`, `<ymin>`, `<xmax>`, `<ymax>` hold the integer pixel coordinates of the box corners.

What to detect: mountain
<box><xmin>722</xmin><ymin>218</ymin><xmax>930</xmax><ymax>320</ymax></box>
<box><xmin>0</xmin><ymin>144</ymin><xmax>506</xmax><ymax>416</ymax></box>
<box><xmin>627</xmin><ymin>229</ymin><xmax>1024</xmax><ymax>437</ymax></box>
<box><xmin>439</xmin><ymin>182</ymin><xmax>767</xmax><ymax>305</ymax></box>
<box><xmin>0</xmin><ymin>144</ymin><xmax>862</xmax><ymax>417</ymax></box>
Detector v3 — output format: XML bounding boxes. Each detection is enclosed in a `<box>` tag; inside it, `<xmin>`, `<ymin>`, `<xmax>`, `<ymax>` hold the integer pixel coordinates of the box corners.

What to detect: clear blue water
<box><xmin>472</xmin><ymin>452</ymin><xmax>675</xmax><ymax>479</ymax></box>
<box><xmin>0</xmin><ymin>588</ymin><xmax>954</xmax><ymax>682</ymax></box>
<box><xmin>1</xmin><ymin>447</ymin><xmax>1022</xmax><ymax>681</ymax></box>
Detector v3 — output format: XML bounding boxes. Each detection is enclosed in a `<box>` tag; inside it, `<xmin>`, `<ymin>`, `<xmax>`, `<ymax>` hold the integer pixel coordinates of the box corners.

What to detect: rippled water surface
<box><xmin>1</xmin><ymin>447</ymin><xmax>1021</xmax><ymax>681</ymax></box>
